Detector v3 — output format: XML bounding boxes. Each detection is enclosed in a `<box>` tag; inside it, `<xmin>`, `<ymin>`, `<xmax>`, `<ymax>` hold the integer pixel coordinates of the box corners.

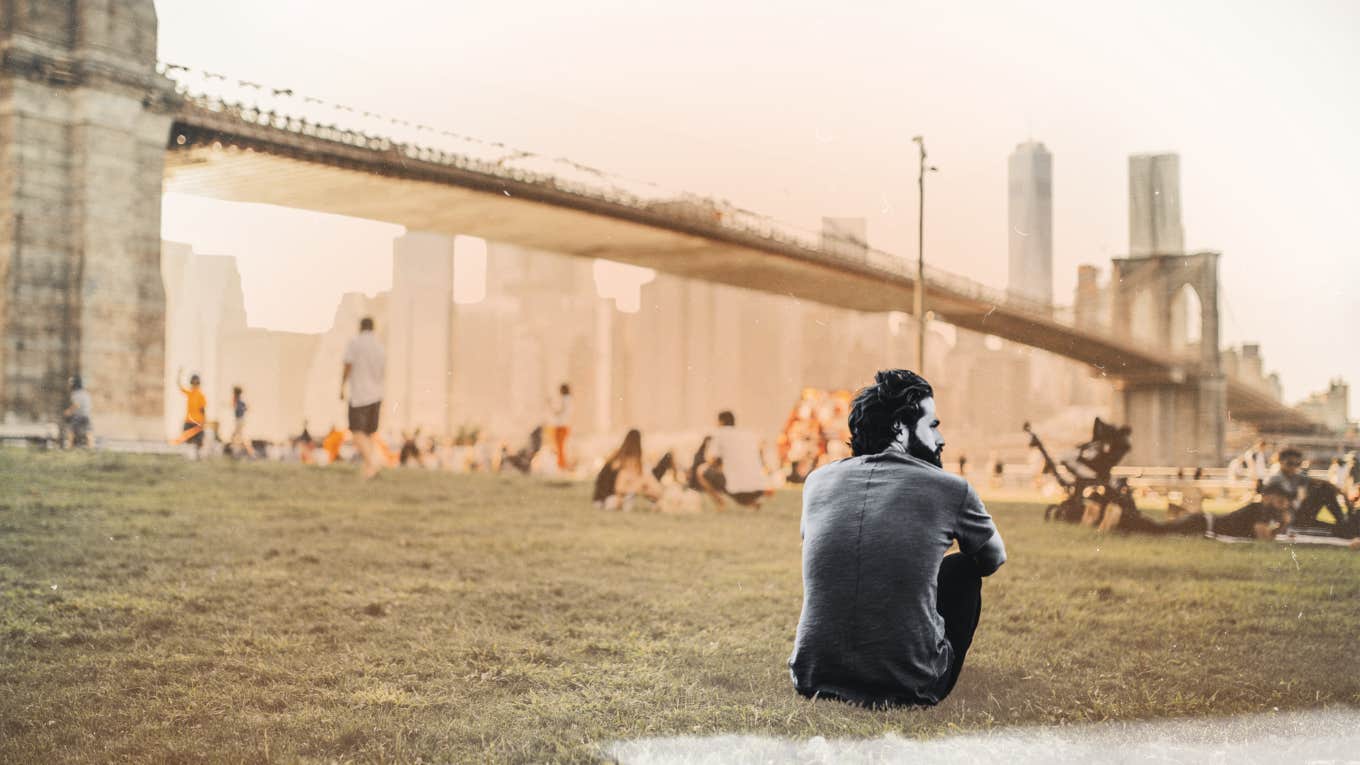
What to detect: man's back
<box><xmin>709</xmin><ymin>426</ymin><xmax>765</xmax><ymax>494</ymax></box>
<box><xmin>344</xmin><ymin>332</ymin><xmax>386</xmax><ymax>407</ymax></box>
<box><xmin>789</xmin><ymin>450</ymin><xmax>999</xmax><ymax>706</ymax></box>
<box><xmin>71</xmin><ymin>389</ymin><xmax>92</xmax><ymax>419</ymax></box>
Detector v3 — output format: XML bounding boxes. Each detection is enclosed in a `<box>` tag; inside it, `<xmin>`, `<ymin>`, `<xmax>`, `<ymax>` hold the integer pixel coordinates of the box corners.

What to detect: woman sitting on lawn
<box><xmin>593</xmin><ymin>429</ymin><xmax>662</xmax><ymax>511</ymax></box>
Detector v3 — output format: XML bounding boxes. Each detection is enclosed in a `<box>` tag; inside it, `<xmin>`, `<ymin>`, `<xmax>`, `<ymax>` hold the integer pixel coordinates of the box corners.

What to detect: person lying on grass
<box><xmin>789</xmin><ymin>369</ymin><xmax>1007</xmax><ymax>708</ymax></box>
<box><xmin>1099</xmin><ymin>482</ymin><xmax>1293</xmax><ymax>539</ymax></box>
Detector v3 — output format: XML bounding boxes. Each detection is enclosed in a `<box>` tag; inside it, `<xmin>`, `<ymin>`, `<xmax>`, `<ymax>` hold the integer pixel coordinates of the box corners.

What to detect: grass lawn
<box><xmin>2</xmin><ymin>450</ymin><xmax>1358</xmax><ymax>763</ymax></box>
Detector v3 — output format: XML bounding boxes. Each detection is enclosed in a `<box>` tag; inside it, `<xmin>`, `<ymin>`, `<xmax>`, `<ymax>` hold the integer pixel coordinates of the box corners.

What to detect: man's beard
<box><xmin>907</xmin><ymin>429</ymin><xmax>945</xmax><ymax>468</ymax></box>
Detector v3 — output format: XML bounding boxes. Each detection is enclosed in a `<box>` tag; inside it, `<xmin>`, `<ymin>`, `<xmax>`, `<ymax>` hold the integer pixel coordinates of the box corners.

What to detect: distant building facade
<box><xmin>387</xmin><ymin>233</ymin><xmax>455</xmax><ymax>435</ymax></box>
<box><xmin>162</xmin><ymin>242</ymin><xmax>318</xmax><ymax>441</ymax></box>
<box><xmin>1222</xmin><ymin>343</ymin><xmax>1283</xmax><ymax>401</ymax></box>
<box><xmin>160</xmin><ymin>229</ymin><xmax>1119</xmax><ymax>461</ymax></box>
<box><xmin>1297</xmin><ymin>379</ymin><xmax>1350</xmax><ymax>433</ymax></box>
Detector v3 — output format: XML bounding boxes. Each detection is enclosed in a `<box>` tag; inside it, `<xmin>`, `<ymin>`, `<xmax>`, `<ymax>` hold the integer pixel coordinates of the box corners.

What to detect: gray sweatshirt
<box><xmin>789</xmin><ymin>449</ymin><xmax>1005</xmax><ymax>705</ymax></box>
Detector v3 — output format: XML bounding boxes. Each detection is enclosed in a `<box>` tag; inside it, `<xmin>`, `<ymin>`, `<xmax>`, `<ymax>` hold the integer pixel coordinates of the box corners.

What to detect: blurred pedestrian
<box><xmin>341</xmin><ymin>316</ymin><xmax>386</xmax><ymax>479</ymax></box>
<box><xmin>176</xmin><ymin>368</ymin><xmax>207</xmax><ymax>459</ymax></box>
<box><xmin>549</xmin><ymin>383</ymin><xmax>573</xmax><ymax>471</ymax></box>
<box><xmin>62</xmin><ymin>375</ymin><xmax>92</xmax><ymax>448</ymax></box>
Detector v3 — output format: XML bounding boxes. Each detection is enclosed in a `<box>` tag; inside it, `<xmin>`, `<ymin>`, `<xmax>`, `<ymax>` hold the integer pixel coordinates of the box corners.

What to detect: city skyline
<box><xmin>156</xmin><ymin>0</ymin><xmax>1360</xmax><ymax>410</ymax></box>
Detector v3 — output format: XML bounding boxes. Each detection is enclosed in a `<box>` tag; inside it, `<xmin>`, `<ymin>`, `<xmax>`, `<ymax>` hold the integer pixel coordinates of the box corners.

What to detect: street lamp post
<box><xmin>911</xmin><ymin>136</ymin><xmax>936</xmax><ymax>373</ymax></box>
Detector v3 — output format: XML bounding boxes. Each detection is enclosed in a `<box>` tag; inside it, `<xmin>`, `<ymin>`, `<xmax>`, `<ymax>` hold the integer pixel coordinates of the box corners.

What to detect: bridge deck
<box><xmin>163</xmin><ymin>102</ymin><xmax>1315</xmax><ymax>432</ymax></box>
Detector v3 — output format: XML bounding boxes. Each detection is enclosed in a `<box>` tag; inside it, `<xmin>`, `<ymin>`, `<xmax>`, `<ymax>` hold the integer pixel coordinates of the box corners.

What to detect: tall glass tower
<box><xmin>1007</xmin><ymin>141</ymin><xmax>1054</xmax><ymax>305</ymax></box>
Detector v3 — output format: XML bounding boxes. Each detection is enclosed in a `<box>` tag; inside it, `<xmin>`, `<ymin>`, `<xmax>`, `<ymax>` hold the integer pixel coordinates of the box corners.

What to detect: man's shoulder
<box><xmin>872</xmin><ymin>451</ymin><xmax>968</xmax><ymax>483</ymax></box>
<box><xmin>714</xmin><ymin>426</ymin><xmax>756</xmax><ymax>447</ymax></box>
<box><xmin>349</xmin><ymin>333</ymin><xmax>383</xmax><ymax>353</ymax></box>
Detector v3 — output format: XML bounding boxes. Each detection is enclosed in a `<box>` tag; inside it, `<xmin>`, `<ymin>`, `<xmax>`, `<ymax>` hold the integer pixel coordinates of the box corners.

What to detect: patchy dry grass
<box><xmin>1</xmin><ymin>449</ymin><xmax>1357</xmax><ymax>763</ymax></box>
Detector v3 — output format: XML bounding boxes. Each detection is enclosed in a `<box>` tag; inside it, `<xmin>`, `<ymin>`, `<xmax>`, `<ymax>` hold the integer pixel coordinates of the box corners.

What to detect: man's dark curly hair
<box><xmin>848</xmin><ymin>369</ymin><xmax>934</xmax><ymax>456</ymax></box>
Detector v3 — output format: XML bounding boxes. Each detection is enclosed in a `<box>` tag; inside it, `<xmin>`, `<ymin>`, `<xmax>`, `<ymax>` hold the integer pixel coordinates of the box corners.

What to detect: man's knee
<box><xmin>939</xmin><ymin>553</ymin><xmax>982</xmax><ymax>585</ymax></box>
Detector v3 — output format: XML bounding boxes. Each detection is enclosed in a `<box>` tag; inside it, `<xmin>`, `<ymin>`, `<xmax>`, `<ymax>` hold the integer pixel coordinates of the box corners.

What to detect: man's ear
<box><xmin>893</xmin><ymin>421</ymin><xmax>908</xmax><ymax>442</ymax></box>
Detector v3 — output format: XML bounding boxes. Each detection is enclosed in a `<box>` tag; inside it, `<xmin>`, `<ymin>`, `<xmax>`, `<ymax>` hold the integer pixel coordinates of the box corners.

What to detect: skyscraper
<box><xmin>1007</xmin><ymin>141</ymin><xmax>1053</xmax><ymax>305</ymax></box>
<box><xmin>1128</xmin><ymin>153</ymin><xmax>1185</xmax><ymax>255</ymax></box>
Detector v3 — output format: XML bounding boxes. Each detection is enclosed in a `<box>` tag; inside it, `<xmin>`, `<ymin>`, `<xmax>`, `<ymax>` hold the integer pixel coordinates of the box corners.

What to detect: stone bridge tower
<box><xmin>0</xmin><ymin>1</ymin><xmax>177</xmax><ymax>438</ymax></box>
<box><xmin>1109</xmin><ymin>251</ymin><xmax>1226</xmax><ymax>467</ymax></box>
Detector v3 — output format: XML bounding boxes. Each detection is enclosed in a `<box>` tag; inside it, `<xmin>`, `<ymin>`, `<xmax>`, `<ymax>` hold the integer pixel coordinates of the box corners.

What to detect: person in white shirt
<box><xmin>697</xmin><ymin>410</ymin><xmax>769</xmax><ymax>509</ymax></box>
<box><xmin>549</xmin><ymin>383</ymin><xmax>573</xmax><ymax>471</ymax></box>
<box><xmin>1344</xmin><ymin>452</ymin><xmax>1358</xmax><ymax>499</ymax></box>
<box><xmin>340</xmin><ymin>316</ymin><xmax>386</xmax><ymax>479</ymax></box>
<box><xmin>1241</xmin><ymin>439</ymin><xmax>1269</xmax><ymax>492</ymax></box>
<box><xmin>1327</xmin><ymin>458</ymin><xmax>1348</xmax><ymax>493</ymax></box>
<box><xmin>62</xmin><ymin>375</ymin><xmax>92</xmax><ymax>448</ymax></box>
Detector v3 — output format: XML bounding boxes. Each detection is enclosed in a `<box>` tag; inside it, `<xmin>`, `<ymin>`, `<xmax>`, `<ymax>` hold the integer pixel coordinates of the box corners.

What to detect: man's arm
<box><xmin>972</xmin><ymin>532</ymin><xmax>1007</xmax><ymax>576</ymax></box>
<box><xmin>955</xmin><ymin>484</ymin><xmax>1006</xmax><ymax>576</ymax></box>
<box><xmin>340</xmin><ymin>362</ymin><xmax>351</xmax><ymax>401</ymax></box>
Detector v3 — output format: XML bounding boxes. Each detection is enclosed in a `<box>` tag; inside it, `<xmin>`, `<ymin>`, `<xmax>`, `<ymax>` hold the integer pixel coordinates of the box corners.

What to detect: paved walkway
<box><xmin>606</xmin><ymin>708</ymin><xmax>1360</xmax><ymax>764</ymax></box>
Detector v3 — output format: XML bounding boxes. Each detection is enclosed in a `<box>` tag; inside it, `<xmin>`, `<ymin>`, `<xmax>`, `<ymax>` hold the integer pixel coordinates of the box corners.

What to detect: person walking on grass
<box><xmin>340</xmin><ymin>316</ymin><xmax>386</xmax><ymax>479</ymax></box>
<box><xmin>789</xmin><ymin>369</ymin><xmax>1006</xmax><ymax>708</ymax></box>
<box><xmin>176</xmin><ymin>368</ymin><xmax>207</xmax><ymax>460</ymax></box>
<box><xmin>549</xmin><ymin>382</ymin><xmax>573</xmax><ymax>471</ymax></box>
<box><xmin>229</xmin><ymin>386</ymin><xmax>248</xmax><ymax>456</ymax></box>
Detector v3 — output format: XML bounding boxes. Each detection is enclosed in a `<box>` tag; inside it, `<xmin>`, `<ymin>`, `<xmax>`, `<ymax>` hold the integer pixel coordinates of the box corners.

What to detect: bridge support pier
<box><xmin>1115</xmin><ymin>376</ymin><xmax>1226</xmax><ymax>468</ymax></box>
<box><xmin>1</xmin><ymin>2</ymin><xmax>177</xmax><ymax>438</ymax></box>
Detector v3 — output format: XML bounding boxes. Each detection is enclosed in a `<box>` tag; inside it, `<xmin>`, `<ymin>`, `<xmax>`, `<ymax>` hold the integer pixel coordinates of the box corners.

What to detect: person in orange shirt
<box><xmin>177</xmin><ymin>368</ymin><xmax>208</xmax><ymax>459</ymax></box>
<box><xmin>322</xmin><ymin>425</ymin><xmax>346</xmax><ymax>465</ymax></box>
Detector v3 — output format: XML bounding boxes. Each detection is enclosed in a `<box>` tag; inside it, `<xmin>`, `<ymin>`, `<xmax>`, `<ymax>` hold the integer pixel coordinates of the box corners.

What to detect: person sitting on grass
<box><xmin>696</xmin><ymin>410</ymin><xmax>770</xmax><ymax>510</ymax></box>
<box><xmin>1100</xmin><ymin>482</ymin><xmax>1293</xmax><ymax>540</ymax></box>
<box><xmin>593</xmin><ymin>429</ymin><xmax>663</xmax><ymax>511</ymax></box>
<box><xmin>1263</xmin><ymin>447</ymin><xmax>1309</xmax><ymax>514</ymax></box>
<box><xmin>789</xmin><ymin>369</ymin><xmax>1007</xmax><ymax>708</ymax></box>
<box><xmin>1291</xmin><ymin>478</ymin><xmax>1357</xmax><ymax>538</ymax></box>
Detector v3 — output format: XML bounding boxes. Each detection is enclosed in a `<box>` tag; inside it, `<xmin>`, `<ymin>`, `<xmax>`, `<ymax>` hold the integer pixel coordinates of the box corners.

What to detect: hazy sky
<box><xmin>156</xmin><ymin>0</ymin><xmax>1360</xmax><ymax>409</ymax></box>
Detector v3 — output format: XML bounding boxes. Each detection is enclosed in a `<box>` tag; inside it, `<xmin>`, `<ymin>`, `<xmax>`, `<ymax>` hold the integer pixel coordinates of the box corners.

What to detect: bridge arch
<box><xmin>1170</xmin><ymin>281</ymin><xmax>1203</xmax><ymax>353</ymax></box>
<box><xmin>1110</xmin><ymin>251</ymin><xmax>1224</xmax><ymax>466</ymax></box>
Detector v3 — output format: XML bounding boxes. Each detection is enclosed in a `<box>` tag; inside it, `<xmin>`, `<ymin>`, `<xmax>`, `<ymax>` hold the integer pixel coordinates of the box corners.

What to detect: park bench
<box><xmin>0</xmin><ymin>422</ymin><xmax>60</xmax><ymax>449</ymax></box>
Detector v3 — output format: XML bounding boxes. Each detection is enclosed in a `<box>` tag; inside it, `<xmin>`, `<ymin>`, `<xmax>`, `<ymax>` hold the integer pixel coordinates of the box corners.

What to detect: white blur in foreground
<box><xmin>605</xmin><ymin>708</ymin><xmax>1360</xmax><ymax>765</ymax></box>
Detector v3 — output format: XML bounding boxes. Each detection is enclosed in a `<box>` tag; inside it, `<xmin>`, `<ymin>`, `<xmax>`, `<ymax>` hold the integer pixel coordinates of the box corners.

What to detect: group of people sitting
<box><xmin>591</xmin><ymin>410</ymin><xmax>773</xmax><ymax>512</ymax></box>
<box><xmin>282</xmin><ymin>422</ymin><xmax>501</xmax><ymax>473</ymax></box>
<box><xmin>1084</xmin><ymin>448</ymin><xmax>1359</xmax><ymax>545</ymax></box>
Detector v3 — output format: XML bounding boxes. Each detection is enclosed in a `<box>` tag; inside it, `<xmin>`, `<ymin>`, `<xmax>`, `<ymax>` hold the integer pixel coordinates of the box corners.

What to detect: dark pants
<box><xmin>935</xmin><ymin>553</ymin><xmax>983</xmax><ymax>700</ymax></box>
<box><xmin>347</xmin><ymin>401</ymin><xmax>381</xmax><ymax>435</ymax></box>
<box><xmin>1119</xmin><ymin>507</ymin><xmax>1208</xmax><ymax>536</ymax></box>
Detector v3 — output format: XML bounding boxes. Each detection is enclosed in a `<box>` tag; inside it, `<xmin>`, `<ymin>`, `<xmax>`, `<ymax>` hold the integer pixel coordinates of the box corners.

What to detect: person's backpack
<box><xmin>235</xmin><ymin>399</ymin><xmax>247</xmax><ymax>419</ymax></box>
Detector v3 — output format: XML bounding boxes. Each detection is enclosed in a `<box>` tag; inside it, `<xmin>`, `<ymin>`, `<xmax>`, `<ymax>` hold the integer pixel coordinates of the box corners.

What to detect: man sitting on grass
<box><xmin>789</xmin><ymin>369</ymin><xmax>1007</xmax><ymax>708</ymax></box>
<box><xmin>696</xmin><ymin>410</ymin><xmax>769</xmax><ymax>509</ymax></box>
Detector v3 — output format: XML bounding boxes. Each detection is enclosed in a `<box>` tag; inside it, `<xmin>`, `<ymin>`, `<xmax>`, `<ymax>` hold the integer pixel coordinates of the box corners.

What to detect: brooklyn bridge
<box><xmin>0</xmin><ymin>1</ymin><xmax>1321</xmax><ymax>465</ymax></box>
